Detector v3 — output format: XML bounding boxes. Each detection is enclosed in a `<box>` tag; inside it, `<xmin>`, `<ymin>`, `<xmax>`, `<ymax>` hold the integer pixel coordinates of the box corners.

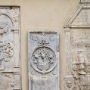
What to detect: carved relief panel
<box><xmin>28</xmin><ymin>32</ymin><xmax>59</xmax><ymax>90</ymax></box>
<box><xmin>64</xmin><ymin>1</ymin><xmax>90</xmax><ymax>90</ymax></box>
<box><xmin>0</xmin><ymin>7</ymin><xmax>21</xmax><ymax>90</ymax></box>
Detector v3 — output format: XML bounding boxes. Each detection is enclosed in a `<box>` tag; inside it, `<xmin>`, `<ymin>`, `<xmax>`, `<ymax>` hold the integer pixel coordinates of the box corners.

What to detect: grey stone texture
<box><xmin>64</xmin><ymin>1</ymin><xmax>90</xmax><ymax>90</ymax></box>
<box><xmin>28</xmin><ymin>31</ymin><xmax>60</xmax><ymax>90</ymax></box>
<box><xmin>0</xmin><ymin>7</ymin><xmax>21</xmax><ymax>90</ymax></box>
<box><xmin>81</xmin><ymin>0</ymin><xmax>90</xmax><ymax>3</ymax></box>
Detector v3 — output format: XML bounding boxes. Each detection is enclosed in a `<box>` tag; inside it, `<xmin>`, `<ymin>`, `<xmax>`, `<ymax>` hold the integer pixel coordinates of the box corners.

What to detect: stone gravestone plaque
<box><xmin>0</xmin><ymin>7</ymin><xmax>21</xmax><ymax>90</ymax></box>
<box><xmin>64</xmin><ymin>1</ymin><xmax>90</xmax><ymax>90</ymax></box>
<box><xmin>28</xmin><ymin>32</ymin><xmax>59</xmax><ymax>90</ymax></box>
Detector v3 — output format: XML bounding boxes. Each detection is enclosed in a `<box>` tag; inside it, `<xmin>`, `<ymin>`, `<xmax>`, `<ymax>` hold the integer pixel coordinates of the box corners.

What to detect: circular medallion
<box><xmin>31</xmin><ymin>47</ymin><xmax>57</xmax><ymax>74</ymax></box>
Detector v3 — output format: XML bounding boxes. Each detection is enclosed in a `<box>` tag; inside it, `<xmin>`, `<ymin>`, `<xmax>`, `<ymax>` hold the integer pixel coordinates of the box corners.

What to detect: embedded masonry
<box><xmin>64</xmin><ymin>1</ymin><xmax>90</xmax><ymax>90</ymax></box>
<box><xmin>0</xmin><ymin>7</ymin><xmax>21</xmax><ymax>90</ymax></box>
<box><xmin>28</xmin><ymin>32</ymin><xmax>59</xmax><ymax>90</ymax></box>
<box><xmin>81</xmin><ymin>0</ymin><xmax>90</xmax><ymax>3</ymax></box>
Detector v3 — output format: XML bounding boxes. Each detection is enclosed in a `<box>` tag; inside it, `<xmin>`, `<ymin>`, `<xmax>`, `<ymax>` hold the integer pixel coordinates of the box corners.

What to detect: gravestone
<box><xmin>28</xmin><ymin>31</ymin><xmax>60</xmax><ymax>90</ymax></box>
<box><xmin>0</xmin><ymin>7</ymin><xmax>21</xmax><ymax>90</ymax></box>
<box><xmin>64</xmin><ymin>1</ymin><xmax>90</xmax><ymax>90</ymax></box>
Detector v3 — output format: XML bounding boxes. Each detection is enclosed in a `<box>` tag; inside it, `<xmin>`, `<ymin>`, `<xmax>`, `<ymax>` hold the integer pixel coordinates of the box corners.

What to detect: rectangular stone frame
<box><xmin>64</xmin><ymin>1</ymin><xmax>90</xmax><ymax>90</ymax></box>
<box><xmin>28</xmin><ymin>31</ymin><xmax>60</xmax><ymax>90</ymax></box>
<box><xmin>0</xmin><ymin>7</ymin><xmax>21</xmax><ymax>90</ymax></box>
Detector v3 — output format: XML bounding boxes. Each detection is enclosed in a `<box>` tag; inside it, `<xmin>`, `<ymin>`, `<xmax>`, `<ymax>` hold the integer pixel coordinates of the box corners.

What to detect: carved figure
<box><xmin>0</xmin><ymin>7</ymin><xmax>20</xmax><ymax>90</ymax></box>
<box><xmin>28</xmin><ymin>32</ymin><xmax>59</xmax><ymax>90</ymax></box>
<box><xmin>71</xmin><ymin>52</ymin><xmax>88</xmax><ymax>90</ymax></box>
<box><xmin>4</xmin><ymin>42</ymin><xmax>13</xmax><ymax>58</ymax></box>
<box><xmin>31</xmin><ymin>46</ymin><xmax>56</xmax><ymax>73</ymax></box>
<box><xmin>0</xmin><ymin>15</ymin><xmax>12</xmax><ymax>35</ymax></box>
<box><xmin>64</xmin><ymin>1</ymin><xmax>90</xmax><ymax>90</ymax></box>
<box><xmin>64</xmin><ymin>76</ymin><xmax>75</xmax><ymax>90</ymax></box>
<box><xmin>0</xmin><ymin>41</ymin><xmax>13</xmax><ymax>70</ymax></box>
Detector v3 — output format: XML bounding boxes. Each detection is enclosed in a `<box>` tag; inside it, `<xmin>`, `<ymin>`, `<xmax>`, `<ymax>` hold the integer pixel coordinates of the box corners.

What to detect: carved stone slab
<box><xmin>81</xmin><ymin>0</ymin><xmax>90</xmax><ymax>3</ymax></box>
<box><xmin>28</xmin><ymin>32</ymin><xmax>59</xmax><ymax>90</ymax></box>
<box><xmin>0</xmin><ymin>7</ymin><xmax>21</xmax><ymax>90</ymax></box>
<box><xmin>64</xmin><ymin>1</ymin><xmax>90</xmax><ymax>90</ymax></box>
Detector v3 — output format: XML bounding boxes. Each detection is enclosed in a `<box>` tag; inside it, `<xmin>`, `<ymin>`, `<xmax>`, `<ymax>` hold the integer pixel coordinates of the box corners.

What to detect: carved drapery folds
<box><xmin>28</xmin><ymin>32</ymin><xmax>59</xmax><ymax>90</ymax></box>
<box><xmin>64</xmin><ymin>1</ymin><xmax>90</xmax><ymax>90</ymax></box>
<box><xmin>0</xmin><ymin>7</ymin><xmax>21</xmax><ymax>90</ymax></box>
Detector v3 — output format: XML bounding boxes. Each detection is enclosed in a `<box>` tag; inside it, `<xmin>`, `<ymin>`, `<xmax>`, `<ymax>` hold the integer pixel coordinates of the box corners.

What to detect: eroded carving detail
<box><xmin>0</xmin><ymin>73</ymin><xmax>13</xmax><ymax>90</ymax></box>
<box><xmin>31</xmin><ymin>47</ymin><xmax>56</xmax><ymax>74</ymax></box>
<box><xmin>28</xmin><ymin>32</ymin><xmax>59</xmax><ymax>90</ymax></box>
<box><xmin>0</xmin><ymin>15</ymin><xmax>12</xmax><ymax>35</ymax></box>
<box><xmin>64</xmin><ymin>1</ymin><xmax>90</xmax><ymax>90</ymax></box>
<box><xmin>0</xmin><ymin>41</ymin><xmax>13</xmax><ymax>70</ymax></box>
<box><xmin>64</xmin><ymin>76</ymin><xmax>75</xmax><ymax>90</ymax></box>
<box><xmin>10</xmin><ymin>8</ymin><xmax>19</xmax><ymax>22</ymax></box>
<box><xmin>0</xmin><ymin>7</ymin><xmax>20</xmax><ymax>90</ymax></box>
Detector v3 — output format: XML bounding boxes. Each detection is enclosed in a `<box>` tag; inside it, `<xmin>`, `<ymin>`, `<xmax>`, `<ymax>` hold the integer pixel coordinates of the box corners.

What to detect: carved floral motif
<box><xmin>29</xmin><ymin>32</ymin><xmax>59</xmax><ymax>90</ymax></box>
<box><xmin>65</xmin><ymin>44</ymin><xmax>90</xmax><ymax>90</ymax></box>
<box><xmin>0</xmin><ymin>41</ymin><xmax>13</xmax><ymax>61</ymax></box>
<box><xmin>10</xmin><ymin>9</ymin><xmax>19</xmax><ymax>21</ymax></box>
<box><xmin>0</xmin><ymin>41</ymin><xmax>13</xmax><ymax>70</ymax></box>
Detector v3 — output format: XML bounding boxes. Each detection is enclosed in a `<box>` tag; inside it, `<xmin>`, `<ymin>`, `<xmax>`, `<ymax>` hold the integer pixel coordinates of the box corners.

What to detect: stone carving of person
<box><xmin>77</xmin><ymin>53</ymin><xmax>86</xmax><ymax>90</ymax></box>
<box><xmin>33</xmin><ymin>47</ymin><xmax>55</xmax><ymax>73</ymax></box>
<box><xmin>72</xmin><ymin>61</ymin><xmax>80</xmax><ymax>90</ymax></box>
<box><xmin>64</xmin><ymin>76</ymin><xmax>75</xmax><ymax>90</ymax></box>
<box><xmin>72</xmin><ymin>52</ymin><xmax>87</xmax><ymax>90</ymax></box>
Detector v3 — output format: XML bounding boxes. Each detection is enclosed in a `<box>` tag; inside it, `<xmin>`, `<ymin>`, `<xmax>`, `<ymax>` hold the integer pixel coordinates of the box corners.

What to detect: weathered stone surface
<box><xmin>28</xmin><ymin>32</ymin><xmax>59</xmax><ymax>90</ymax></box>
<box><xmin>64</xmin><ymin>1</ymin><xmax>90</xmax><ymax>90</ymax></box>
<box><xmin>0</xmin><ymin>7</ymin><xmax>21</xmax><ymax>90</ymax></box>
<box><xmin>81</xmin><ymin>0</ymin><xmax>90</xmax><ymax>3</ymax></box>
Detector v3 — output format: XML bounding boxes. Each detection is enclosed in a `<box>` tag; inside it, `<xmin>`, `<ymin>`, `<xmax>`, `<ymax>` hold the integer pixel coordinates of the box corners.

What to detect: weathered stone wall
<box><xmin>64</xmin><ymin>1</ymin><xmax>90</xmax><ymax>90</ymax></box>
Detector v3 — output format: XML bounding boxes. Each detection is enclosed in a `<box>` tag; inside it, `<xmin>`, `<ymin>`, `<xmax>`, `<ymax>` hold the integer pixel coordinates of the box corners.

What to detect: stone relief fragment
<box><xmin>0</xmin><ymin>7</ymin><xmax>21</xmax><ymax>90</ymax></box>
<box><xmin>81</xmin><ymin>0</ymin><xmax>90</xmax><ymax>3</ymax></box>
<box><xmin>28</xmin><ymin>32</ymin><xmax>59</xmax><ymax>90</ymax></box>
<box><xmin>64</xmin><ymin>1</ymin><xmax>90</xmax><ymax>90</ymax></box>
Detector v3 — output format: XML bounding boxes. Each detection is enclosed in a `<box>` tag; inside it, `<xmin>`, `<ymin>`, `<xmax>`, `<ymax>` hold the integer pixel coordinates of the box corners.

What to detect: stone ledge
<box><xmin>81</xmin><ymin>0</ymin><xmax>90</xmax><ymax>3</ymax></box>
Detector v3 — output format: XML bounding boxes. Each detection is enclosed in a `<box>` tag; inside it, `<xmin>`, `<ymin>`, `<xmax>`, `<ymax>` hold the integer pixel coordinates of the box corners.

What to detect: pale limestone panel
<box><xmin>64</xmin><ymin>1</ymin><xmax>90</xmax><ymax>90</ymax></box>
<box><xmin>28</xmin><ymin>32</ymin><xmax>59</xmax><ymax>90</ymax></box>
<box><xmin>0</xmin><ymin>7</ymin><xmax>21</xmax><ymax>90</ymax></box>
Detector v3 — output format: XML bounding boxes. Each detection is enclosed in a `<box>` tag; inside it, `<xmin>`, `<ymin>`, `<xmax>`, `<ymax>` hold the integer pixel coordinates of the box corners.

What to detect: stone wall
<box><xmin>0</xmin><ymin>0</ymin><xmax>80</xmax><ymax>90</ymax></box>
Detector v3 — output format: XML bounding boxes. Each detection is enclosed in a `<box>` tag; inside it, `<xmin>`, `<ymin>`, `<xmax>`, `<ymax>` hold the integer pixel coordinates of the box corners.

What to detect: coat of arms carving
<box><xmin>28</xmin><ymin>31</ymin><xmax>59</xmax><ymax>90</ymax></box>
